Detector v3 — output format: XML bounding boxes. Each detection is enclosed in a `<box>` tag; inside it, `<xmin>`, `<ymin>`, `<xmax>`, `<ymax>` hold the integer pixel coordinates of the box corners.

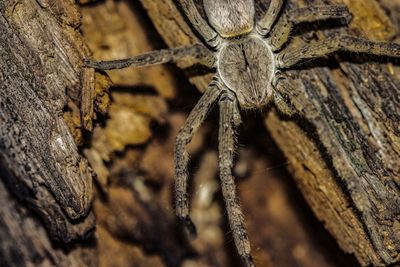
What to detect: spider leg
<box><xmin>174</xmin><ymin>80</ymin><xmax>221</xmax><ymax>236</ymax></box>
<box><xmin>272</xmin><ymin>73</ymin><xmax>301</xmax><ymax>116</ymax></box>
<box><xmin>85</xmin><ymin>44</ymin><xmax>209</xmax><ymax>70</ymax></box>
<box><xmin>256</xmin><ymin>0</ymin><xmax>284</xmax><ymax>36</ymax></box>
<box><xmin>176</xmin><ymin>0</ymin><xmax>221</xmax><ymax>48</ymax></box>
<box><xmin>218</xmin><ymin>91</ymin><xmax>254</xmax><ymax>267</ymax></box>
<box><xmin>272</xmin><ymin>74</ymin><xmax>296</xmax><ymax>117</ymax></box>
<box><xmin>276</xmin><ymin>34</ymin><xmax>400</xmax><ymax>69</ymax></box>
<box><xmin>269</xmin><ymin>5</ymin><xmax>352</xmax><ymax>51</ymax></box>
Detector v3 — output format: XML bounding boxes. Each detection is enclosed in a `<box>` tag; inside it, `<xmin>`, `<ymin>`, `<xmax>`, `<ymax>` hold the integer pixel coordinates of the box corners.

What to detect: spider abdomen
<box><xmin>204</xmin><ymin>0</ymin><xmax>255</xmax><ymax>38</ymax></box>
<box><xmin>218</xmin><ymin>36</ymin><xmax>275</xmax><ymax>109</ymax></box>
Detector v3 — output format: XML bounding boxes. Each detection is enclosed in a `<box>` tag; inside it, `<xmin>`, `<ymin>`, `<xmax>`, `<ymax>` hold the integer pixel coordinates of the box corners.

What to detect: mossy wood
<box><xmin>139</xmin><ymin>0</ymin><xmax>400</xmax><ymax>265</ymax></box>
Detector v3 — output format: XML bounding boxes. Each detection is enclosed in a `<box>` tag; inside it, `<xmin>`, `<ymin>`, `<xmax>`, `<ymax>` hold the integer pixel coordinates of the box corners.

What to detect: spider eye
<box><xmin>204</xmin><ymin>0</ymin><xmax>255</xmax><ymax>37</ymax></box>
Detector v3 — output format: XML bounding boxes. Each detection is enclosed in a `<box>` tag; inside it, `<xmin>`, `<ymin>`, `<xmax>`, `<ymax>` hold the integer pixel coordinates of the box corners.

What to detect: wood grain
<box><xmin>0</xmin><ymin>0</ymin><xmax>96</xmax><ymax>243</ymax></box>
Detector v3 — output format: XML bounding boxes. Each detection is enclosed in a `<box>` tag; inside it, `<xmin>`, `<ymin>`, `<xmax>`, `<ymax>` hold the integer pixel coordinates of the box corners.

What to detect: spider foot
<box><xmin>178</xmin><ymin>215</ymin><xmax>197</xmax><ymax>237</ymax></box>
<box><xmin>83</xmin><ymin>58</ymin><xmax>99</xmax><ymax>69</ymax></box>
<box><xmin>243</xmin><ymin>254</ymin><xmax>256</xmax><ymax>267</ymax></box>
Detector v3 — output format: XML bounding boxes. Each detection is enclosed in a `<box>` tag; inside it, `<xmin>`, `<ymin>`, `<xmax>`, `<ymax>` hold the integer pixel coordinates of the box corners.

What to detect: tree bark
<box><xmin>1</xmin><ymin>0</ymin><xmax>399</xmax><ymax>266</ymax></box>
<box><xmin>0</xmin><ymin>0</ymin><xmax>100</xmax><ymax>265</ymax></box>
<box><xmin>139</xmin><ymin>0</ymin><xmax>400</xmax><ymax>266</ymax></box>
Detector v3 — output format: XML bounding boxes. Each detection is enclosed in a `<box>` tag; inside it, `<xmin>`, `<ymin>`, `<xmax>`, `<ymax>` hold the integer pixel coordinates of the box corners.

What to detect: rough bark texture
<box><xmin>0</xmin><ymin>0</ymin><xmax>103</xmax><ymax>265</ymax></box>
<box><xmin>1</xmin><ymin>0</ymin><xmax>399</xmax><ymax>267</ymax></box>
<box><xmin>139</xmin><ymin>0</ymin><xmax>400</xmax><ymax>266</ymax></box>
<box><xmin>0</xmin><ymin>178</ymin><xmax>97</xmax><ymax>267</ymax></box>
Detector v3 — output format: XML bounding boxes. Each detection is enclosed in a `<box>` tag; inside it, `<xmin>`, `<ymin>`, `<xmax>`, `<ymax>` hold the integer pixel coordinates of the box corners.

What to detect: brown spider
<box><xmin>86</xmin><ymin>0</ymin><xmax>400</xmax><ymax>266</ymax></box>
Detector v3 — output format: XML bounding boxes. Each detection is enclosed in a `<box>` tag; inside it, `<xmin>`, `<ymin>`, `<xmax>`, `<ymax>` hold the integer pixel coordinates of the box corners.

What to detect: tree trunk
<box><xmin>0</xmin><ymin>0</ymin><xmax>100</xmax><ymax>265</ymax></box>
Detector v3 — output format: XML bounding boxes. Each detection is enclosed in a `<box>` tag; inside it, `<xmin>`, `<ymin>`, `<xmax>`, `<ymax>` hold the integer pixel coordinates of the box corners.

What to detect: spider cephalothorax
<box><xmin>86</xmin><ymin>0</ymin><xmax>400</xmax><ymax>266</ymax></box>
<box><xmin>217</xmin><ymin>35</ymin><xmax>275</xmax><ymax>109</ymax></box>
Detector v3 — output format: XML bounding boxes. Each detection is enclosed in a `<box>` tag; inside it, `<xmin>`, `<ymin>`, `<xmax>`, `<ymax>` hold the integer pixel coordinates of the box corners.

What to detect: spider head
<box><xmin>204</xmin><ymin>0</ymin><xmax>255</xmax><ymax>38</ymax></box>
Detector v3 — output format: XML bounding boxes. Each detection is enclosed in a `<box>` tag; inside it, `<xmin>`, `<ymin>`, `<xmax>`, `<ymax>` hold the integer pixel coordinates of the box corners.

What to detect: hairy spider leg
<box><xmin>84</xmin><ymin>44</ymin><xmax>208</xmax><ymax>70</ymax></box>
<box><xmin>176</xmin><ymin>0</ymin><xmax>221</xmax><ymax>48</ymax></box>
<box><xmin>276</xmin><ymin>34</ymin><xmax>400</xmax><ymax>68</ymax></box>
<box><xmin>269</xmin><ymin>5</ymin><xmax>352</xmax><ymax>51</ymax></box>
<box><xmin>272</xmin><ymin>74</ymin><xmax>298</xmax><ymax>117</ymax></box>
<box><xmin>218</xmin><ymin>90</ymin><xmax>255</xmax><ymax>267</ymax></box>
<box><xmin>256</xmin><ymin>0</ymin><xmax>284</xmax><ymax>36</ymax></box>
<box><xmin>174</xmin><ymin>82</ymin><xmax>221</xmax><ymax>236</ymax></box>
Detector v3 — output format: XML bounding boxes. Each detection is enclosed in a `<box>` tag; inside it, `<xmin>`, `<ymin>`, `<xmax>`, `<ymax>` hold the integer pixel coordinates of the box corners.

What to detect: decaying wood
<box><xmin>0</xmin><ymin>0</ymin><xmax>99</xmax><ymax>246</ymax></box>
<box><xmin>139</xmin><ymin>0</ymin><xmax>400</xmax><ymax>266</ymax></box>
<box><xmin>0</xmin><ymin>178</ymin><xmax>97</xmax><ymax>267</ymax></box>
<box><xmin>1</xmin><ymin>0</ymin><xmax>399</xmax><ymax>266</ymax></box>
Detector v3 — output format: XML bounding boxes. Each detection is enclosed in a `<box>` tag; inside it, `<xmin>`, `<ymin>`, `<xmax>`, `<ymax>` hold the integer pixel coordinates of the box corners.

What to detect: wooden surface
<box><xmin>140</xmin><ymin>0</ymin><xmax>400</xmax><ymax>266</ymax></box>
<box><xmin>0</xmin><ymin>0</ymin><xmax>399</xmax><ymax>266</ymax></box>
<box><xmin>0</xmin><ymin>0</ymin><xmax>103</xmax><ymax>265</ymax></box>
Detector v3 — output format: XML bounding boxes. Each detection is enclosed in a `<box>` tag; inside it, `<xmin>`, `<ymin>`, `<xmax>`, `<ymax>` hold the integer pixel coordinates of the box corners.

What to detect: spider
<box><xmin>86</xmin><ymin>0</ymin><xmax>400</xmax><ymax>266</ymax></box>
